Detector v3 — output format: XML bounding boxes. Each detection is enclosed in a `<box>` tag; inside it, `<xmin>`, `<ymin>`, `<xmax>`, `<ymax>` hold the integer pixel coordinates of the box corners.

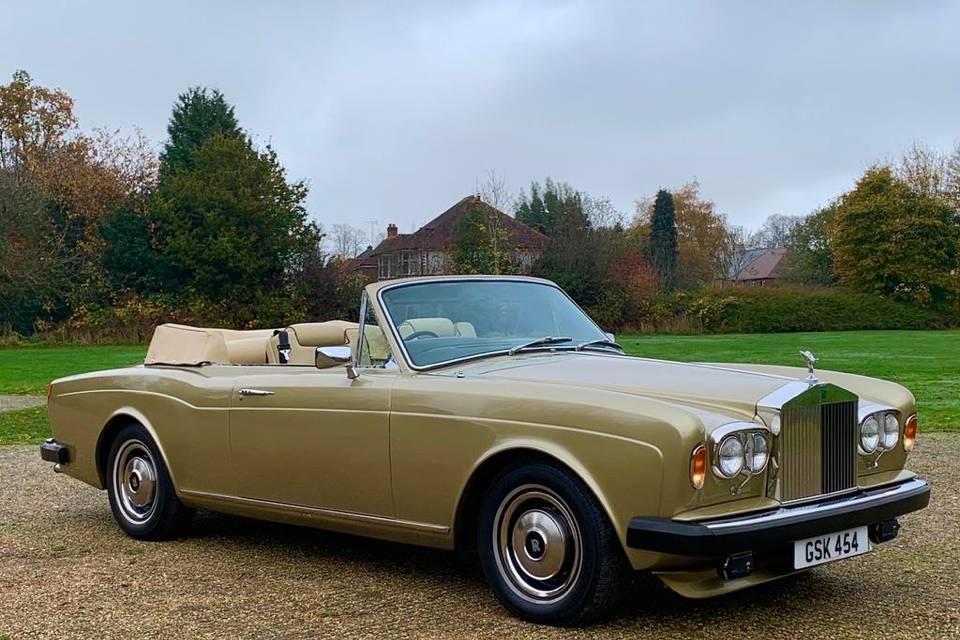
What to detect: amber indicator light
<box><xmin>690</xmin><ymin>445</ymin><xmax>707</xmax><ymax>489</ymax></box>
<box><xmin>903</xmin><ymin>414</ymin><xmax>918</xmax><ymax>451</ymax></box>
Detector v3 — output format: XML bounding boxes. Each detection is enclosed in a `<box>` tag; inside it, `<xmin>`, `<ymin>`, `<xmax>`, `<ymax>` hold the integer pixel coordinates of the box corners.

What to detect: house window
<box><xmin>399</xmin><ymin>250</ymin><xmax>419</xmax><ymax>276</ymax></box>
<box><xmin>378</xmin><ymin>255</ymin><xmax>391</xmax><ymax>279</ymax></box>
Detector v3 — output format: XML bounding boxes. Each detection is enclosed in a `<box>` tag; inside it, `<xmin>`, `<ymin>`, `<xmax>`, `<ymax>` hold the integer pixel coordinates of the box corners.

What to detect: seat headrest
<box><xmin>225</xmin><ymin>336</ymin><xmax>269</xmax><ymax>364</ymax></box>
<box><xmin>398</xmin><ymin>317</ymin><xmax>456</xmax><ymax>338</ymax></box>
<box><xmin>288</xmin><ymin>321</ymin><xmax>356</xmax><ymax>347</ymax></box>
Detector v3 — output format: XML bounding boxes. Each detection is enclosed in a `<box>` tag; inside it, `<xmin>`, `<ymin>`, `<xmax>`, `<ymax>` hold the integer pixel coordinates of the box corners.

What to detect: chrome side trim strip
<box><xmin>180</xmin><ymin>489</ymin><xmax>450</xmax><ymax>534</ymax></box>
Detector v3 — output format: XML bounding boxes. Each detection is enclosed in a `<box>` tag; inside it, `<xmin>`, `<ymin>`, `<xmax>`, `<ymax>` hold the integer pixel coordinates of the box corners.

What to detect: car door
<box><xmin>228</xmin><ymin>366</ymin><xmax>396</xmax><ymax>516</ymax></box>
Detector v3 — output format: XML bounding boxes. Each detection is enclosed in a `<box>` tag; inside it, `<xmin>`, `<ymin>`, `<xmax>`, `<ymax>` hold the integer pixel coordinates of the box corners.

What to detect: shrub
<box><xmin>605</xmin><ymin>285</ymin><xmax>959</xmax><ymax>334</ymax></box>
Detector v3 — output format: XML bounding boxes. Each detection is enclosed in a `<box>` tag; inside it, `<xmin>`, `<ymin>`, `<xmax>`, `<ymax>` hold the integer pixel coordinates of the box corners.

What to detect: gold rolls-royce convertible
<box><xmin>42</xmin><ymin>276</ymin><xmax>929</xmax><ymax>625</ymax></box>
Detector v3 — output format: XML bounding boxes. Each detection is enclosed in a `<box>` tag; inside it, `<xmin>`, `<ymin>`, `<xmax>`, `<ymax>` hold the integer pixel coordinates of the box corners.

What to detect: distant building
<box><xmin>727</xmin><ymin>247</ymin><xmax>789</xmax><ymax>286</ymax></box>
<box><xmin>348</xmin><ymin>195</ymin><xmax>547</xmax><ymax>281</ymax></box>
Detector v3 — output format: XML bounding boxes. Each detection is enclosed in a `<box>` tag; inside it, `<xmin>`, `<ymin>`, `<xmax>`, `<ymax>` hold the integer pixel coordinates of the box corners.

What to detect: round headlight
<box><xmin>882</xmin><ymin>413</ymin><xmax>899</xmax><ymax>449</ymax></box>
<box><xmin>860</xmin><ymin>415</ymin><xmax>880</xmax><ymax>454</ymax></box>
<box><xmin>717</xmin><ymin>435</ymin><xmax>745</xmax><ymax>478</ymax></box>
<box><xmin>745</xmin><ymin>432</ymin><xmax>769</xmax><ymax>473</ymax></box>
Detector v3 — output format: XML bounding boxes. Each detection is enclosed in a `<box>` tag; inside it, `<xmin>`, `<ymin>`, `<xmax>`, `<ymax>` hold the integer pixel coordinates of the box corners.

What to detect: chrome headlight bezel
<box><xmin>709</xmin><ymin>422</ymin><xmax>770</xmax><ymax>480</ymax></box>
<box><xmin>858</xmin><ymin>408</ymin><xmax>901</xmax><ymax>456</ymax></box>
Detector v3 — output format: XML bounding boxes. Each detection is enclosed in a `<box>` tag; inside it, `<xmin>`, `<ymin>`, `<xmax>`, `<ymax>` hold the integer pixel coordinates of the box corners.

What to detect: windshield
<box><xmin>379</xmin><ymin>280</ymin><xmax>608</xmax><ymax>368</ymax></box>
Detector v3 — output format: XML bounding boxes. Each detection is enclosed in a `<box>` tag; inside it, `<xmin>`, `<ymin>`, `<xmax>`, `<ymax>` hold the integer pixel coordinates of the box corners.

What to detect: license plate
<box><xmin>793</xmin><ymin>526</ymin><xmax>871</xmax><ymax>569</ymax></box>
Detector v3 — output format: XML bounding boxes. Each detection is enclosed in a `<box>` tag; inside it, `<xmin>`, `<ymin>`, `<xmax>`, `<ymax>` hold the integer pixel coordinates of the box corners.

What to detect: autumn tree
<box><xmin>831</xmin><ymin>166</ymin><xmax>958</xmax><ymax>304</ymax></box>
<box><xmin>635</xmin><ymin>183</ymin><xmax>736</xmax><ymax>289</ymax></box>
<box><xmin>0</xmin><ymin>71</ymin><xmax>157</xmax><ymax>329</ymax></box>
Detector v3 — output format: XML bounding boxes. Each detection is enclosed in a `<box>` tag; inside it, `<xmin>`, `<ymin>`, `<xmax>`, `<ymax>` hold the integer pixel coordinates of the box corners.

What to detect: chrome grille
<box><xmin>780</xmin><ymin>399</ymin><xmax>857</xmax><ymax>502</ymax></box>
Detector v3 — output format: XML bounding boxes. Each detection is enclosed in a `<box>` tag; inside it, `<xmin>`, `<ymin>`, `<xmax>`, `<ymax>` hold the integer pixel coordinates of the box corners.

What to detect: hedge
<box><xmin>615</xmin><ymin>286</ymin><xmax>959</xmax><ymax>334</ymax></box>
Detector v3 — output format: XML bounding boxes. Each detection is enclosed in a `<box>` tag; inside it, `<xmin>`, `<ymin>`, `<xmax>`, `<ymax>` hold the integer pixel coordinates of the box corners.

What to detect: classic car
<box><xmin>42</xmin><ymin>275</ymin><xmax>930</xmax><ymax>625</ymax></box>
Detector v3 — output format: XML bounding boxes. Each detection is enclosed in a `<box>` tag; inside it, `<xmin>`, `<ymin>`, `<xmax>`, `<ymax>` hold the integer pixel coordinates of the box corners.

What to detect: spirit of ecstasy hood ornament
<box><xmin>800</xmin><ymin>350</ymin><xmax>818</xmax><ymax>382</ymax></box>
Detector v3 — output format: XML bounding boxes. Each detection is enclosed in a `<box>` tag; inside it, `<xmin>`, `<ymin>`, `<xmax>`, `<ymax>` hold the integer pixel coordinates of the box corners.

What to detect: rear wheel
<box><xmin>477</xmin><ymin>461</ymin><xmax>630</xmax><ymax>625</ymax></box>
<box><xmin>106</xmin><ymin>424</ymin><xmax>192</xmax><ymax>540</ymax></box>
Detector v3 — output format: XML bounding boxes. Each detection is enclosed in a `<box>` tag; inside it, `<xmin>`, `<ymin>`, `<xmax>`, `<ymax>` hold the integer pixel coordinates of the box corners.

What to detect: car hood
<box><xmin>445</xmin><ymin>352</ymin><xmax>799</xmax><ymax>420</ymax></box>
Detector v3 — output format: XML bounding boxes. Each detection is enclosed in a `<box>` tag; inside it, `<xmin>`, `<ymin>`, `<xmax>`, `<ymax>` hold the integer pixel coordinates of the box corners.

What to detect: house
<box><xmin>727</xmin><ymin>247</ymin><xmax>789</xmax><ymax>286</ymax></box>
<box><xmin>349</xmin><ymin>195</ymin><xmax>547</xmax><ymax>281</ymax></box>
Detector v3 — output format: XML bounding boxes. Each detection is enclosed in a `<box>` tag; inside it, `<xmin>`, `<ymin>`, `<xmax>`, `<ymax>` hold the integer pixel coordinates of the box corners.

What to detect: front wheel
<box><xmin>477</xmin><ymin>461</ymin><xmax>630</xmax><ymax>625</ymax></box>
<box><xmin>106</xmin><ymin>423</ymin><xmax>192</xmax><ymax>540</ymax></box>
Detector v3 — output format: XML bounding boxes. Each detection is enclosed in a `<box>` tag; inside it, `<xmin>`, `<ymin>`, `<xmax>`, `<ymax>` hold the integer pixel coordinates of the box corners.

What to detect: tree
<box><xmin>452</xmin><ymin>201</ymin><xmax>513</xmax><ymax>274</ymax></box>
<box><xmin>897</xmin><ymin>141</ymin><xmax>949</xmax><ymax>201</ymax></box>
<box><xmin>0</xmin><ymin>70</ymin><xmax>76</xmax><ymax>176</ymax></box>
<box><xmin>750</xmin><ymin>214</ymin><xmax>801</xmax><ymax>248</ymax></box>
<box><xmin>831</xmin><ymin>166</ymin><xmax>958</xmax><ymax>304</ymax></box>
<box><xmin>634</xmin><ymin>182</ymin><xmax>735</xmax><ymax>288</ymax></box>
<box><xmin>158</xmin><ymin>87</ymin><xmax>242</xmax><ymax>179</ymax></box>
<box><xmin>330</xmin><ymin>223</ymin><xmax>367</xmax><ymax>258</ymax></box>
<box><xmin>647</xmin><ymin>189</ymin><xmax>678</xmax><ymax>290</ymax></box>
<box><xmin>781</xmin><ymin>207</ymin><xmax>836</xmax><ymax>285</ymax></box>
<box><xmin>152</xmin><ymin>133</ymin><xmax>319</xmax><ymax>326</ymax></box>
<box><xmin>515</xmin><ymin>178</ymin><xmax>587</xmax><ymax>235</ymax></box>
<box><xmin>476</xmin><ymin>169</ymin><xmax>513</xmax><ymax>213</ymax></box>
<box><xmin>0</xmin><ymin>71</ymin><xmax>158</xmax><ymax>329</ymax></box>
<box><xmin>0</xmin><ymin>171</ymin><xmax>72</xmax><ymax>333</ymax></box>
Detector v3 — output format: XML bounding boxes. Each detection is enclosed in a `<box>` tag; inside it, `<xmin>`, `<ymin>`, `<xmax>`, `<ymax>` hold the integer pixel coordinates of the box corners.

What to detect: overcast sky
<box><xmin>3</xmin><ymin>1</ymin><xmax>958</xmax><ymax>237</ymax></box>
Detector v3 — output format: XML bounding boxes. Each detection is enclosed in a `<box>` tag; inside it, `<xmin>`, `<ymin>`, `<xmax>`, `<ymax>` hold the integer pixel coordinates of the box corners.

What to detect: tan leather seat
<box><xmin>267</xmin><ymin>320</ymin><xmax>359</xmax><ymax>365</ymax></box>
<box><xmin>397</xmin><ymin>318</ymin><xmax>477</xmax><ymax>339</ymax></box>
<box><xmin>454</xmin><ymin>321</ymin><xmax>477</xmax><ymax>337</ymax></box>
<box><xmin>398</xmin><ymin>318</ymin><xmax>456</xmax><ymax>338</ymax></box>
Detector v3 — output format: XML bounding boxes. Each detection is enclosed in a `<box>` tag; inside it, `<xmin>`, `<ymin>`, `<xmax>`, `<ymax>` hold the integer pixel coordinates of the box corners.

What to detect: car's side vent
<box><xmin>780</xmin><ymin>399</ymin><xmax>857</xmax><ymax>502</ymax></box>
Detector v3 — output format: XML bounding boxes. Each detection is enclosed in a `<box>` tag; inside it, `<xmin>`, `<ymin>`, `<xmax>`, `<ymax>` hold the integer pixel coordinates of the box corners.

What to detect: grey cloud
<box><xmin>2</xmin><ymin>1</ymin><xmax>957</xmax><ymax>233</ymax></box>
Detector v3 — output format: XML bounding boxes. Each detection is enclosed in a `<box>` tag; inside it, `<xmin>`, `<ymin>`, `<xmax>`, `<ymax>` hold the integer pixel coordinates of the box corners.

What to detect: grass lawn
<box><xmin>0</xmin><ymin>330</ymin><xmax>956</xmax><ymax>444</ymax></box>
<box><xmin>620</xmin><ymin>330</ymin><xmax>960</xmax><ymax>432</ymax></box>
<box><xmin>0</xmin><ymin>406</ymin><xmax>49</xmax><ymax>445</ymax></box>
<box><xmin>0</xmin><ymin>345</ymin><xmax>146</xmax><ymax>395</ymax></box>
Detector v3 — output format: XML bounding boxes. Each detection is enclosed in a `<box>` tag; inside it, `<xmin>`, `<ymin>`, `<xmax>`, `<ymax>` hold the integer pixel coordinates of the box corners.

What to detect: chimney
<box><xmin>387</xmin><ymin>223</ymin><xmax>398</xmax><ymax>239</ymax></box>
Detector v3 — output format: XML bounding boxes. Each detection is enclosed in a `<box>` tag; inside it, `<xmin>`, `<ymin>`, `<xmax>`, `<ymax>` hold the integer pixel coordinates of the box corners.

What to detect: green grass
<box><xmin>0</xmin><ymin>331</ymin><xmax>955</xmax><ymax>445</ymax></box>
<box><xmin>620</xmin><ymin>330</ymin><xmax>960</xmax><ymax>432</ymax></box>
<box><xmin>0</xmin><ymin>345</ymin><xmax>145</xmax><ymax>395</ymax></box>
<box><xmin>0</xmin><ymin>406</ymin><xmax>50</xmax><ymax>444</ymax></box>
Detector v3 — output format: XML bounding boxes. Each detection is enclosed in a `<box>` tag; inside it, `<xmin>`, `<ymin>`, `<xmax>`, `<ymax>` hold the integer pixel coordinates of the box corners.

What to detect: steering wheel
<box><xmin>405</xmin><ymin>330</ymin><xmax>439</xmax><ymax>341</ymax></box>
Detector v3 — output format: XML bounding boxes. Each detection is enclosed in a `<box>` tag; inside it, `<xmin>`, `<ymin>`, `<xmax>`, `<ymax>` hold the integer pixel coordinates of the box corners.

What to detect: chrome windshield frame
<box><xmin>376</xmin><ymin>277</ymin><xmax>610</xmax><ymax>372</ymax></box>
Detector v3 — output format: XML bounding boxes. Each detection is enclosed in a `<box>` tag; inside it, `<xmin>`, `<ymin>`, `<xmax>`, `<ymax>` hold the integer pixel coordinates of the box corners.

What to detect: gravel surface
<box><xmin>0</xmin><ymin>396</ymin><xmax>44</xmax><ymax>412</ymax></box>
<box><xmin>1</xmin><ymin>436</ymin><xmax>958</xmax><ymax>639</ymax></box>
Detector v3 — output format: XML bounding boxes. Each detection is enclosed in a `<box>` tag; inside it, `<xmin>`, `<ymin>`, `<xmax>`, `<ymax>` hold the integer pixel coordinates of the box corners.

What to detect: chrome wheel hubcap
<box><xmin>113</xmin><ymin>440</ymin><xmax>157</xmax><ymax>523</ymax></box>
<box><xmin>494</xmin><ymin>485</ymin><xmax>582</xmax><ymax>603</ymax></box>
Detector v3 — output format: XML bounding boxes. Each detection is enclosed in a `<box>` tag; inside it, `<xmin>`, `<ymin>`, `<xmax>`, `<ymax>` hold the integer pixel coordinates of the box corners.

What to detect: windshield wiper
<box><xmin>575</xmin><ymin>339</ymin><xmax>624</xmax><ymax>353</ymax></box>
<box><xmin>507</xmin><ymin>336</ymin><xmax>572</xmax><ymax>356</ymax></box>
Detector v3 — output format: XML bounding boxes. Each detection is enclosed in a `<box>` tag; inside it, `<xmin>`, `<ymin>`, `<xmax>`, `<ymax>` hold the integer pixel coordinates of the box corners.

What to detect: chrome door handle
<box><xmin>238</xmin><ymin>388</ymin><xmax>275</xmax><ymax>397</ymax></box>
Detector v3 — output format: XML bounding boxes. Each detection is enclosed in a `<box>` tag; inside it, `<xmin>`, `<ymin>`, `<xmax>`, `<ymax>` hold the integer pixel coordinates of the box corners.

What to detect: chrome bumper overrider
<box><xmin>626</xmin><ymin>478</ymin><xmax>930</xmax><ymax>556</ymax></box>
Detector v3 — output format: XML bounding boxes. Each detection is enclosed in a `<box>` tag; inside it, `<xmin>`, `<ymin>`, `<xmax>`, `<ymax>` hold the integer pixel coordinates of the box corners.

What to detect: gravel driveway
<box><xmin>2</xmin><ymin>436</ymin><xmax>958</xmax><ymax>639</ymax></box>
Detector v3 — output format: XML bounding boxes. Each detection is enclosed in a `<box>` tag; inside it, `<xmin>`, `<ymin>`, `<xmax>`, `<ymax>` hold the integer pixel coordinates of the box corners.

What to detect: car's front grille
<box><xmin>780</xmin><ymin>399</ymin><xmax>857</xmax><ymax>502</ymax></box>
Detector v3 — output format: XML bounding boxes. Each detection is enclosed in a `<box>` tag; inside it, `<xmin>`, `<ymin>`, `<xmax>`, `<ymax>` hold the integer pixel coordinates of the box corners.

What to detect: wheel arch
<box><xmin>95</xmin><ymin>407</ymin><xmax>176</xmax><ymax>489</ymax></box>
<box><xmin>453</xmin><ymin>444</ymin><xmax>617</xmax><ymax>554</ymax></box>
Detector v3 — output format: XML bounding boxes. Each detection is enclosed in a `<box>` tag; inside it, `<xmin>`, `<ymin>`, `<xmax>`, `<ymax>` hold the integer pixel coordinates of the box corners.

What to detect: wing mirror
<box><xmin>316</xmin><ymin>346</ymin><xmax>358</xmax><ymax>379</ymax></box>
<box><xmin>604</xmin><ymin>332</ymin><xmax>616</xmax><ymax>343</ymax></box>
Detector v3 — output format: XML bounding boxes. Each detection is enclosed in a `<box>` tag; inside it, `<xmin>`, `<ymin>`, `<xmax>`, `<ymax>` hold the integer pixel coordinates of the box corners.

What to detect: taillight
<box><xmin>690</xmin><ymin>444</ymin><xmax>706</xmax><ymax>489</ymax></box>
<box><xmin>903</xmin><ymin>414</ymin><xmax>918</xmax><ymax>451</ymax></box>
<box><xmin>46</xmin><ymin>383</ymin><xmax>53</xmax><ymax>400</ymax></box>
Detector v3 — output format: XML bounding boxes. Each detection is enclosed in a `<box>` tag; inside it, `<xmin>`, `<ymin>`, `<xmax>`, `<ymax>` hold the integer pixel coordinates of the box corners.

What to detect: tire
<box><xmin>477</xmin><ymin>460</ymin><xmax>630</xmax><ymax>625</ymax></box>
<box><xmin>106</xmin><ymin>423</ymin><xmax>192</xmax><ymax>540</ymax></box>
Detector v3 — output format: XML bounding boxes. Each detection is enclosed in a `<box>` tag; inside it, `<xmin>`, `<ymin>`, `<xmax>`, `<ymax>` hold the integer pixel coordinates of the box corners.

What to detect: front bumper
<box><xmin>627</xmin><ymin>477</ymin><xmax>930</xmax><ymax>556</ymax></box>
